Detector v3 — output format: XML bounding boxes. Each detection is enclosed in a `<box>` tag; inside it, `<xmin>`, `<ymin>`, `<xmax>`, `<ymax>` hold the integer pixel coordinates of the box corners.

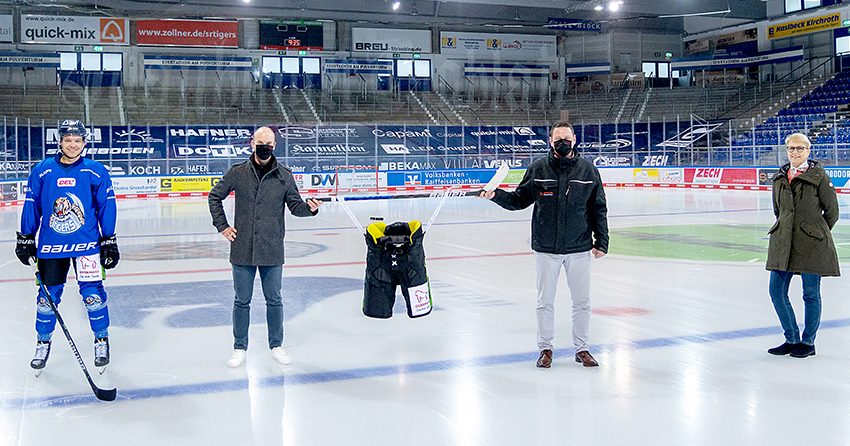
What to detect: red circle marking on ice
<box><xmin>592</xmin><ymin>307</ymin><xmax>651</xmax><ymax>316</ymax></box>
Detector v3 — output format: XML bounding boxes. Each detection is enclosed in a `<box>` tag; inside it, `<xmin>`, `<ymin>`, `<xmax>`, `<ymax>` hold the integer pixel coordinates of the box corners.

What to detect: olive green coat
<box><xmin>766</xmin><ymin>161</ymin><xmax>840</xmax><ymax>276</ymax></box>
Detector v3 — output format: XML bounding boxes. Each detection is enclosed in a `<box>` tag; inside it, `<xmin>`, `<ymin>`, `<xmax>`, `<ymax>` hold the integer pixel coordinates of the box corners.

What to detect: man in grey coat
<box><xmin>208</xmin><ymin>126</ymin><xmax>321</xmax><ymax>367</ymax></box>
<box><xmin>766</xmin><ymin>132</ymin><xmax>839</xmax><ymax>359</ymax></box>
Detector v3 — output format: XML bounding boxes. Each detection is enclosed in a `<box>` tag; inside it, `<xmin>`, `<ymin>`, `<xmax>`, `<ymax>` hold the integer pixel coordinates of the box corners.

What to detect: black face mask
<box><xmin>254</xmin><ymin>143</ymin><xmax>274</xmax><ymax>160</ymax></box>
<box><xmin>553</xmin><ymin>139</ymin><xmax>573</xmax><ymax>157</ymax></box>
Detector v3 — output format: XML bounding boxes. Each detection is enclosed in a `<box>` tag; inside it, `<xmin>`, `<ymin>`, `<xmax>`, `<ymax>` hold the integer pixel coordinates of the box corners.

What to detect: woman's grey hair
<box><xmin>784</xmin><ymin>133</ymin><xmax>811</xmax><ymax>148</ymax></box>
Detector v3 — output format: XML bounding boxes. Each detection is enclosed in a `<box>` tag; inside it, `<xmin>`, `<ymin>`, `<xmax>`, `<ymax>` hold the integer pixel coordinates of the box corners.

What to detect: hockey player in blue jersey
<box><xmin>15</xmin><ymin>119</ymin><xmax>120</xmax><ymax>375</ymax></box>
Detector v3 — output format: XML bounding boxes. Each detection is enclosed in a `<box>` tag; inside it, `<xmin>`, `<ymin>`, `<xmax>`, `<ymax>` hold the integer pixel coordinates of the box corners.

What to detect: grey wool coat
<box><xmin>766</xmin><ymin>160</ymin><xmax>840</xmax><ymax>277</ymax></box>
<box><xmin>208</xmin><ymin>156</ymin><xmax>317</xmax><ymax>266</ymax></box>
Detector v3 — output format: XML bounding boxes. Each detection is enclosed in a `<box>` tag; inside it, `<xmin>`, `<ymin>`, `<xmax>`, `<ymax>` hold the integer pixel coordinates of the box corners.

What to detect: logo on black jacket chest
<box><xmin>540</xmin><ymin>191</ymin><xmax>554</xmax><ymax>197</ymax></box>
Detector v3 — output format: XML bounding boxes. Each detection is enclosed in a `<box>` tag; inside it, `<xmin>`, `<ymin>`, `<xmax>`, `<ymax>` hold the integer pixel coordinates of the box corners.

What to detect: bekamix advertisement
<box><xmin>137</xmin><ymin>20</ymin><xmax>238</xmax><ymax>47</ymax></box>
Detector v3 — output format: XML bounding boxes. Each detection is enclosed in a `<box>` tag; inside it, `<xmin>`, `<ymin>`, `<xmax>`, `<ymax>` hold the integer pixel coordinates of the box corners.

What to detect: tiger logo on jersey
<box><xmin>49</xmin><ymin>193</ymin><xmax>86</xmax><ymax>234</ymax></box>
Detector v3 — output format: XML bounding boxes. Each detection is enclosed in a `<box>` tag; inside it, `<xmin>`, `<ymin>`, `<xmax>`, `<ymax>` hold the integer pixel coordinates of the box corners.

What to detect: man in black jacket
<box><xmin>479</xmin><ymin>121</ymin><xmax>608</xmax><ymax>369</ymax></box>
<box><xmin>208</xmin><ymin>126</ymin><xmax>321</xmax><ymax>368</ymax></box>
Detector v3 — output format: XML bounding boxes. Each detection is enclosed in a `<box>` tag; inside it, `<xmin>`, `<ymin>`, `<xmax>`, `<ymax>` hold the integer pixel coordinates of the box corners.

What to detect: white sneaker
<box><xmin>227</xmin><ymin>349</ymin><xmax>247</xmax><ymax>367</ymax></box>
<box><xmin>271</xmin><ymin>347</ymin><xmax>292</xmax><ymax>365</ymax></box>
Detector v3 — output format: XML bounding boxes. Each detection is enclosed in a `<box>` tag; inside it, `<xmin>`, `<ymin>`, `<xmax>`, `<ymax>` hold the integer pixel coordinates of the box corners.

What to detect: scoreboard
<box><xmin>259</xmin><ymin>21</ymin><xmax>324</xmax><ymax>51</ymax></box>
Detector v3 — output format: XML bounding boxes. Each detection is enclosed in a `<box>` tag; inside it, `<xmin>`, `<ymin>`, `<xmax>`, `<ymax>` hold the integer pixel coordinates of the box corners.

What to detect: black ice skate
<box><xmin>94</xmin><ymin>337</ymin><xmax>109</xmax><ymax>373</ymax></box>
<box><xmin>31</xmin><ymin>340</ymin><xmax>51</xmax><ymax>377</ymax></box>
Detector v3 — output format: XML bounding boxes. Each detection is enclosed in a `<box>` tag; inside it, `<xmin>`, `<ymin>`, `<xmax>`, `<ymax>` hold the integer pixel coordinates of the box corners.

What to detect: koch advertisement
<box><xmin>137</xmin><ymin>20</ymin><xmax>238</xmax><ymax>47</ymax></box>
<box><xmin>351</xmin><ymin>28</ymin><xmax>431</xmax><ymax>53</ymax></box>
<box><xmin>21</xmin><ymin>15</ymin><xmax>129</xmax><ymax>45</ymax></box>
<box><xmin>440</xmin><ymin>31</ymin><xmax>556</xmax><ymax>60</ymax></box>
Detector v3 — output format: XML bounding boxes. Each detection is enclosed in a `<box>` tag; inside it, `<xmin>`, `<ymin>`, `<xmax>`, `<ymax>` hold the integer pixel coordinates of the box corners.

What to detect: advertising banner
<box><xmin>440</xmin><ymin>31</ymin><xmax>556</xmax><ymax>60</ymax></box>
<box><xmin>0</xmin><ymin>53</ymin><xmax>61</xmax><ymax>67</ymax></box>
<box><xmin>259</xmin><ymin>21</ymin><xmax>324</xmax><ymax>51</ymax></box>
<box><xmin>672</xmin><ymin>46</ymin><xmax>804</xmax><ymax>71</ymax></box>
<box><xmin>0</xmin><ymin>181</ymin><xmax>21</xmax><ymax>201</ymax></box>
<box><xmin>352</xmin><ymin>28</ymin><xmax>431</xmax><ymax>53</ymax></box>
<box><xmin>546</xmin><ymin>18</ymin><xmax>601</xmax><ymax>32</ymax></box>
<box><xmin>21</xmin><ymin>15</ymin><xmax>128</xmax><ymax>45</ymax></box>
<box><xmin>694</xmin><ymin>71</ymin><xmax>746</xmax><ymax>86</ymax></box>
<box><xmin>825</xmin><ymin>167</ymin><xmax>850</xmax><ymax>188</ymax></box>
<box><xmin>0</xmin><ymin>15</ymin><xmax>12</xmax><ymax>43</ymax></box>
<box><xmin>143</xmin><ymin>55</ymin><xmax>252</xmax><ymax>71</ymax></box>
<box><xmin>159</xmin><ymin>176</ymin><xmax>219</xmax><ymax>193</ymax></box>
<box><xmin>386</xmin><ymin>169</ymin><xmax>496</xmax><ymax>187</ymax></box>
<box><xmin>685</xmin><ymin>28</ymin><xmax>758</xmax><ymax>57</ymax></box>
<box><xmin>632</xmin><ymin>168</ymin><xmax>684</xmax><ymax>183</ymax></box>
<box><xmin>112</xmin><ymin>177</ymin><xmax>160</xmax><ymax>195</ymax></box>
<box><xmin>324</xmin><ymin>59</ymin><xmax>392</xmax><ymax>74</ymax></box>
<box><xmin>767</xmin><ymin>13</ymin><xmax>841</xmax><ymax>40</ymax></box>
<box><xmin>758</xmin><ymin>168</ymin><xmax>780</xmax><ymax>185</ymax></box>
<box><xmin>464</xmin><ymin>63</ymin><xmax>549</xmax><ymax>77</ymax></box>
<box><xmin>684</xmin><ymin>168</ymin><xmax>757</xmax><ymax>185</ymax></box>
<box><xmin>137</xmin><ymin>20</ymin><xmax>238</xmax><ymax>47</ymax></box>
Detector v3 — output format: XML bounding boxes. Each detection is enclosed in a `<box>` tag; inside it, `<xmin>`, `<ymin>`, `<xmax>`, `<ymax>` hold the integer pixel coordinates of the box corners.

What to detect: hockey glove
<box><xmin>15</xmin><ymin>232</ymin><xmax>36</xmax><ymax>266</ymax></box>
<box><xmin>99</xmin><ymin>235</ymin><xmax>120</xmax><ymax>269</ymax></box>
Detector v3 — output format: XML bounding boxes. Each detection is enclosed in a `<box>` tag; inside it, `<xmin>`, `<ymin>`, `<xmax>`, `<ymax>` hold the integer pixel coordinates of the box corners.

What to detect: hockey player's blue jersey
<box><xmin>21</xmin><ymin>153</ymin><xmax>117</xmax><ymax>259</ymax></box>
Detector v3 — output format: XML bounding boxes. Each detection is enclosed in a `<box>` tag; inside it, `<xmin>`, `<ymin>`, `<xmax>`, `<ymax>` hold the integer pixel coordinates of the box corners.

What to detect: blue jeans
<box><xmin>232</xmin><ymin>264</ymin><xmax>283</xmax><ymax>350</ymax></box>
<box><xmin>769</xmin><ymin>270</ymin><xmax>822</xmax><ymax>346</ymax></box>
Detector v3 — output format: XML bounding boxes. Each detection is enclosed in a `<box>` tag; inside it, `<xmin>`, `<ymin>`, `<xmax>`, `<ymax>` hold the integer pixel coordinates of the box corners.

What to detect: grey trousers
<box><xmin>535</xmin><ymin>250</ymin><xmax>592</xmax><ymax>353</ymax></box>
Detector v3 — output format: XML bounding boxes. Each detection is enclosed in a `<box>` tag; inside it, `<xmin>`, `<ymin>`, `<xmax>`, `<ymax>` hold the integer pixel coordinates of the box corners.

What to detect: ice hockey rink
<box><xmin>2</xmin><ymin>187</ymin><xmax>850</xmax><ymax>446</ymax></box>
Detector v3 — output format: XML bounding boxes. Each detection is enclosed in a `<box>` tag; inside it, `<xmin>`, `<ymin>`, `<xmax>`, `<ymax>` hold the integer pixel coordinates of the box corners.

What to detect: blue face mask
<box><xmin>254</xmin><ymin>143</ymin><xmax>273</xmax><ymax>160</ymax></box>
<box><xmin>553</xmin><ymin>139</ymin><xmax>573</xmax><ymax>157</ymax></box>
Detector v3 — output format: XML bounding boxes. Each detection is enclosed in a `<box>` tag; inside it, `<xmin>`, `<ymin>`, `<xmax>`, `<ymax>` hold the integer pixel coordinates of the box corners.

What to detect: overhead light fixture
<box><xmin>242</xmin><ymin>0</ymin><xmax>250</xmax><ymax>3</ymax></box>
<box><xmin>392</xmin><ymin>1</ymin><xmax>400</xmax><ymax>10</ymax></box>
<box><xmin>594</xmin><ymin>5</ymin><xmax>604</xmax><ymax>10</ymax></box>
<box><xmin>608</xmin><ymin>2</ymin><xmax>620</xmax><ymax>11</ymax></box>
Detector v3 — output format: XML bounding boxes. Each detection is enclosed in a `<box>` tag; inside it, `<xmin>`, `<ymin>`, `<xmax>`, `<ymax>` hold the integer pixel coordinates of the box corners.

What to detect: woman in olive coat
<box><xmin>766</xmin><ymin>132</ymin><xmax>840</xmax><ymax>358</ymax></box>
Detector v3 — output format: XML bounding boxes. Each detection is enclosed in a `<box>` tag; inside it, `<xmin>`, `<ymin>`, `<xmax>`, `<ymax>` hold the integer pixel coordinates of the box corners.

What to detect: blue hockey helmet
<box><xmin>59</xmin><ymin>119</ymin><xmax>87</xmax><ymax>141</ymax></box>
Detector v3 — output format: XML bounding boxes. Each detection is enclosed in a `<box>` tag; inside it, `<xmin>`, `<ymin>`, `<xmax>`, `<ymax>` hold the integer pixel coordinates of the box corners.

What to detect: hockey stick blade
<box><xmin>28</xmin><ymin>259</ymin><xmax>117</xmax><ymax>402</ymax></box>
<box><xmin>483</xmin><ymin>163</ymin><xmax>510</xmax><ymax>192</ymax></box>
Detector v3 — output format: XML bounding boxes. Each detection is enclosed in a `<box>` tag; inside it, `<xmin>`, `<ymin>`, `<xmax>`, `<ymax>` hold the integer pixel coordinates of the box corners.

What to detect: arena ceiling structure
<box><xmin>4</xmin><ymin>0</ymin><xmax>768</xmax><ymax>34</ymax></box>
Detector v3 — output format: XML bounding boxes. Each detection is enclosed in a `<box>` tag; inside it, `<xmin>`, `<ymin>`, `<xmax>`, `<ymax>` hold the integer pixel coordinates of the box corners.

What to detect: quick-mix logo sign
<box><xmin>21</xmin><ymin>15</ymin><xmax>128</xmax><ymax>45</ymax></box>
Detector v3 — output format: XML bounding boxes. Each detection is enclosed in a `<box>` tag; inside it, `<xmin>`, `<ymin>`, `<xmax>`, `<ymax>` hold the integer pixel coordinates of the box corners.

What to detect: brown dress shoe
<box><xmin>575</xmin><ymin>351</ymin><xmax>599</xmax><ymax>367</ymax></box>
<box><xmin>536</xmin><ymin>349</ymin><xmax>553</xmax><ymax>368</ymax></box>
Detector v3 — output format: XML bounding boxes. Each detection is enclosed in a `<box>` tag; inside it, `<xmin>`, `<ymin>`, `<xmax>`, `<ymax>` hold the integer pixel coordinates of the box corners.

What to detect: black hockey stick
<box><xmin>28</xmin><ymin>258</ymin><xmax>117</xmax><ymax>402</ymax></box>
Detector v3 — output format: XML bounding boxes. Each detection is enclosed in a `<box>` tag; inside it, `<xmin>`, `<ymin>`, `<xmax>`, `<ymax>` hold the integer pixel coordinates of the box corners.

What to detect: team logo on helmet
<box><xmin>59</xmin><ymin>119</ymin><xmax>87</xmax><ymax>141</ymax></box>
<box><xmin>49</xmin><ymin>192</ymin><xmax>86</xmax><ymax>234</ymax></box>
